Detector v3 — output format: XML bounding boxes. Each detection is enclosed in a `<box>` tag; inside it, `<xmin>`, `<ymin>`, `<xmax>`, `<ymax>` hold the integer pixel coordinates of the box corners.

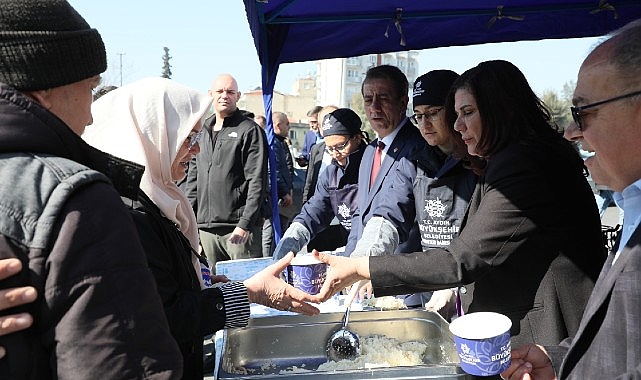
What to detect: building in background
<box><xmin>315</xmin><ymin>51</ymin><xmax>419</xmax><ymax>110</ymax></box>
<box><xmin>239</xmin><ymin>75</ymin><xmax>316</xmax><ymax>124</ymax></box>
<box><xmin>239</xmin><ymin>53</ymin><xmax>420</xmax><ymax>152</ymax></box>
<box><xmin>239</xmin><ymin>75</ymin><xmax>316</xmax><ymax>154</ymax></box>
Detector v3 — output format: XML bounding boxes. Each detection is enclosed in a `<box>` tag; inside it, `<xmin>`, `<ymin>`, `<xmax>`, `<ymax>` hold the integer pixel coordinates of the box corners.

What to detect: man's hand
<box><xmin>308</xmin><ymin>250</ymin><xmax>370</xmax><ymax>303</ymax></box>
<box><xmin>211</xmin><ymin>275</ymin><xmax>230</xmax><ymax>285</ymax></box>
<box><xmin>500</xmin><ymin>344</ymin><xmax>556</xmax><ymax>380</ymax></box>
<box><xmin>280</xmin><ymin>193</ymin><xmax>293</xmax><ymax>208</ymax></box>
<box><xmin>228</xmin><ymin>227</ymin><xmax>249</xmax><ymax>244</ymax></box>
<box><xmin>0</xmin><ymin>258</ymin><xmax>37</xmax><ymax>359</ymax></box>
<box><xmin>243</xmin><ymin>253</ymin><xmax>320</xmax><ymax>316</ymax></box>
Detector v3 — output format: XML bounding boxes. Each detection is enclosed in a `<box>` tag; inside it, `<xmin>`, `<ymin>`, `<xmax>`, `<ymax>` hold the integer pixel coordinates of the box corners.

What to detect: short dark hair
<box><xmin>307</xmin><ymin>106</ymin><xmax>323</xmax><ymax>117</ymax></box>
<box><xmin>361</xmin><ymin>65</ymin><xmax>408</xmax><ymax>99</ymax></box>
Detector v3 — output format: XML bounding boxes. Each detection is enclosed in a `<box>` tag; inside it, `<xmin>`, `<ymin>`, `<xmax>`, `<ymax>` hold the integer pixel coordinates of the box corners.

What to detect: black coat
<box><xmin>302</xmin><ymin>141</ymin><xmax>325</xmax><ymax>203</ymax></box>
<box><xmin>126</xmin><ymin>193</ymin><xmax>229</xmax><ymax>380</ymax></box>
<box><xmin>184</xmin><ymin>109</ymin><xmax>268</xmax><ymax>230</ymax></box>
<box><xmin>371</xmin><ymin>142</ymin><xmax>607</xmax><ymax>347</ymax></box>
<box><xmin>0</xmin><ymin>83</ymin><xmax>182</xmax><ymax>379</ymax></box>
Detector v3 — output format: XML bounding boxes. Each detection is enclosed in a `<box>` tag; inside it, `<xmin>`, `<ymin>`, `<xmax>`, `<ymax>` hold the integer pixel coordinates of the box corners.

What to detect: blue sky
<box><xmin>69</xmin><ymin>0</ymin><xmax>600</xmax><ymax>96</ymax></box>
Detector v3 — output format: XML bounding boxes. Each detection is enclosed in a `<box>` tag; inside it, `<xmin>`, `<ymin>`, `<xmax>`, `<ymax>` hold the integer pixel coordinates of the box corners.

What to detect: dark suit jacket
<box><xmin>370</xmin><ymin>142</ymin><xmax>606</xmax><ymax>348</ymax></box>
<box><xmin>302</xmin><ymin>141</ymin><xmax>325</xmax><ymax>203</ymax></box>
<box><xmin>551</xmin><ymin>227</ymin><xmax>641</xmax><ymax>379</ymax></box>
<box><xmin>346</xmin><ymin>118</ymin><xmax>425</xmax><ymax>254</ymax></box>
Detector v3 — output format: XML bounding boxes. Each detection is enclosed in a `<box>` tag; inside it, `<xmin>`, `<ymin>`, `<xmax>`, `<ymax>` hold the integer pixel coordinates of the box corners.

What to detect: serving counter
<box><xmin>216</xmin><ymin>308</ymin><xmax>472</xmax><ymax>379</ymax></box>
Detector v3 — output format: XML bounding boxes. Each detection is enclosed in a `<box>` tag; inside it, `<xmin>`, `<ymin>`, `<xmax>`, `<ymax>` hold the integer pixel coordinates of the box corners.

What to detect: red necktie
<box><xmin>370</xmin><ymin>141</ymin><xmax>385</xmax><ymax>188</ymax></box>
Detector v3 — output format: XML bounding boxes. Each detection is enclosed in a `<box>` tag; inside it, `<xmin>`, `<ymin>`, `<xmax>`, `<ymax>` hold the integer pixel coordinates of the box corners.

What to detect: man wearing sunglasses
<box><xmin>502</xmin><ymin>18</ymin><xmax>641</xmax><ymax>380</ymax></box>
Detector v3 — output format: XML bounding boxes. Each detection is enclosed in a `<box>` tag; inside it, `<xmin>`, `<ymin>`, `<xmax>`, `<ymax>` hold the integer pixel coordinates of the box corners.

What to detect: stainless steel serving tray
<box><xmin>217</xmin><ymin>309</ymin><xmax>473</xmax><ymax>379</ymax></box>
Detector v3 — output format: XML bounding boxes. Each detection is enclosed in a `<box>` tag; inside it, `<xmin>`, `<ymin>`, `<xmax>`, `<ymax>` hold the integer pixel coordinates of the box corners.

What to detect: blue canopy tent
<box><xmin>243</xmin><ymin>0</ymin><xmax>641</xmax><ymax>242</ymax></box>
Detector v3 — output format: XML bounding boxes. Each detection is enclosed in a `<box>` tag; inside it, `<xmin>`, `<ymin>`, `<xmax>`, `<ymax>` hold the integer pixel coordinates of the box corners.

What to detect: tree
<box><xmin>541</xmin><ymin>83</ymin><xmax>573</xmax><ymax>131</ymax></box>
<box><xmin>350</xmin><ymin>92</ymin><xmax>375</xmax><ymax>141</ymax></box>
<box><xmin>161</xmin><ymin>47</ymin><xmax>172</xmax><ymax>79</ymax></box>
<box><xmin>562</xmin><ymin>80</ymin><xmax>576</xmax><ymax>101</ymax></box>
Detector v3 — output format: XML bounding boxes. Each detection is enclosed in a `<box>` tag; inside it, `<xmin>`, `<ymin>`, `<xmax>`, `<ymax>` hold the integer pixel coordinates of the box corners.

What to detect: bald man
<box><xmin>184</xmin><ymin>74</ymin><xmax>269</xmax><ymax>268</ymax></box>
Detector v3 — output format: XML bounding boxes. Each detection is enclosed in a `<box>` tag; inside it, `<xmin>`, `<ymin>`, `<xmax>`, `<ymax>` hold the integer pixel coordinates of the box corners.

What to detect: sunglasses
<box><xmin>571</xmin><ymin>90</ymin><xmax>641</xmax><ymax>131</ymax></box>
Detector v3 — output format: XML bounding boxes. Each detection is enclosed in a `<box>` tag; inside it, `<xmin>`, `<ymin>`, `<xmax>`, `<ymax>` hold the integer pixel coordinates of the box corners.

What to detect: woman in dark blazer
<box><xmin>311</xmin><ymin>60</ymin><xmax>607</xmax><ymax>349</ymax></box>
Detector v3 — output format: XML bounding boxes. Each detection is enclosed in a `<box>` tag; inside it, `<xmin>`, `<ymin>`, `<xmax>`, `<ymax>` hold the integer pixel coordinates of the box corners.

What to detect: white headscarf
<box><xmin>83</xmin><ymin>77</ymin><xmax>212</xmax><ymax>287</ymax></box>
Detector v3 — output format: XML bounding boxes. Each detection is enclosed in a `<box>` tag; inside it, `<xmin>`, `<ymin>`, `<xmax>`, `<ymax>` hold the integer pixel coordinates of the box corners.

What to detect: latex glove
<box><xmin>350</xmin><ymin>217</ymin><xmax>399</xmax><ymax>258</ymax></box>
<box><xmin>272</xmin><ymin>222</ymin><xmax>310</xmax><ymax>261</ymax></box>
<box><xmin>425</xmin><ymin>288</ymin><xmax>456</xmax><ymax>312</ymax></box>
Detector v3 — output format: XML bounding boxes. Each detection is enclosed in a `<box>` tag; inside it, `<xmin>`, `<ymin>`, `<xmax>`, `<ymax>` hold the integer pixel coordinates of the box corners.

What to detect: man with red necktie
<box><xmin>345</xmin><ymin>65</ymin><xmax>427</xmax><ymax>257</ymax></box>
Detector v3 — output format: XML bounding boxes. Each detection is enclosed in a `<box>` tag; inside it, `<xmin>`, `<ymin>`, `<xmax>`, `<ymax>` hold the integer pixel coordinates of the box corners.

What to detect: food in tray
<box><xmin>361</xmin><ymin>296</ymin><xmax>407</xmax><ymax>310</ymax></box>
<box><xmin>315</xmin><ymin>334</ymin><xmax>430</xmax><ymax>371</ymax></box>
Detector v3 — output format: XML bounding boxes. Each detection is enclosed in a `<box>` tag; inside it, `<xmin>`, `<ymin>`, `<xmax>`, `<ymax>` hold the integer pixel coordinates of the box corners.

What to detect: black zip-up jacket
<box><xmin>184</xmin><ymin>109</ymin><xmax>268</xmax><ymax>230</ymax></box>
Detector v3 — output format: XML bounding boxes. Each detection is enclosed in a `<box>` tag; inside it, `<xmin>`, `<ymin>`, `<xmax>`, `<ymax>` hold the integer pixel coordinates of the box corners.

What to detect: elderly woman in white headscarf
<box><xmin>83</xmin><ymin>77</ymin><xmax>318</xmax><ymax>379</ymax></box>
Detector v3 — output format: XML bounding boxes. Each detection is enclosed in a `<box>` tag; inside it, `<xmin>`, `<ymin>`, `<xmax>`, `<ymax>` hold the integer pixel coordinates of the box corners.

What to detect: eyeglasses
<box><xmin>186</xmin><ymin>129</ymin><xmax>204</xmax><ymax>150</ymax></box>
<box><xmin>571</xmin><ymin>89</ymin><xmax>641</xmax><ymax>131</ymax></box>
<box><xmin>410</xmin><ymin>107</ymin><xmax>444</xmax><ymax>127</ymax></box>
<box><xmin>325</xmin><ymin>137</ymin><xmax>353</xmax><ymax>154</ymax></box>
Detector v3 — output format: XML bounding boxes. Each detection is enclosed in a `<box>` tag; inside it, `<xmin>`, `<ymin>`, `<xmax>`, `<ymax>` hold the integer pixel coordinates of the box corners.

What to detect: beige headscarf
<box><xmin>83</xmin><ymin>77</ymin><xmax>212</xmax><ymax>287</ymax></box>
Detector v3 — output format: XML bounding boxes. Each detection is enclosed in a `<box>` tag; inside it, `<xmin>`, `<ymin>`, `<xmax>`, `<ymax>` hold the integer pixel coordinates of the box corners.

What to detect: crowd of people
<box><xmin>1</xmin><ymin>0</ymin><xmax>641</xmax><ymax>379</ymax></box>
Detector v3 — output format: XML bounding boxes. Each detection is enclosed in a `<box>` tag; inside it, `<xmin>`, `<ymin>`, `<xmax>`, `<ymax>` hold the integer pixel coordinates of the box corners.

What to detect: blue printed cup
<box><xmin>449</xmin><ymin>312</ymin><xmax>512</xmax><ymax>377</ymax></box>
<box><xmin>286</xmin><ymin>255</ymin><xmax>327</xmax><ymax>295</ymax></box>
<box><xmin>200</xmin><ymin>262</ymin><xmax>212</xmax><ymax>288</ymax></box>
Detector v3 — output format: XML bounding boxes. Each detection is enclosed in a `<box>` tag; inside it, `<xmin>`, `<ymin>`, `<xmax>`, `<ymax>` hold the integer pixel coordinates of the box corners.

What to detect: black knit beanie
<box><xmin>0</xmin><ymin>0</ymin><xmax>107</xmax><ymax>91</ymax></box>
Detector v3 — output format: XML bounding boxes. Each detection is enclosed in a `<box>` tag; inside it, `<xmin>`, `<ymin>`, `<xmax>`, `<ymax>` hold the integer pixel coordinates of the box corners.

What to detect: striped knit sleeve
<box><xmin>220</xmin><ymin>281</ymin><xmax>251</xmax><ymax>328</ymax></box>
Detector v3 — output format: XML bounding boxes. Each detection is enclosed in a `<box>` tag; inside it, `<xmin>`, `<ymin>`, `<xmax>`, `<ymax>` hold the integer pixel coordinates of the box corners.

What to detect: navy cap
<box><xmin>412</xmin><ymin>70</ymin><xmax>459</xmax><ymax>107</ymax></box>
<box><xmin>321</xmin><ymin>108</ymin><xmax>362</xmax><ymax>136</ymax></box>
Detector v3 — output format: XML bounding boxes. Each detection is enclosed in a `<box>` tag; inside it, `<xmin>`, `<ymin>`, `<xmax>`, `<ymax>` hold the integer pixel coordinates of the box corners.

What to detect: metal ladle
<box><xmin>327</xmin><ymin>280</ymin><xmax>366</xmax><ymax>361</ymax></box>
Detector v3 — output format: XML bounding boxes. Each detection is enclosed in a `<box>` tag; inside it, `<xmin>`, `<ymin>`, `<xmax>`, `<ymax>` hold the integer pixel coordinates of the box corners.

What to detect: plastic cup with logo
<box><xmin>200</xmin><ymin>261</ymin><xmax>212</xmax><ymax>288</ymax></box>
<box><xmin>285</xmin><ymin>254</ymin><xmax>327</xmax><ymax>295</ymax></box>
<box><xmin>449</xmin><ymin>312</ymin><xmax>512</xmax><ymax>376</ymax></box>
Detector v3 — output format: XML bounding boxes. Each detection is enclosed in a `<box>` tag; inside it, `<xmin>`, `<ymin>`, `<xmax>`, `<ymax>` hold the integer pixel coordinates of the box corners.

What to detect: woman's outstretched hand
<box><xmin>243</xmin><ymin>253</ymin><xmax>320</xmax><ymax>316</ymax></box>
<box><xmin>308</xmin><ymin>250</ymin><xmax>370</xmax><ymax>303</ymax></box>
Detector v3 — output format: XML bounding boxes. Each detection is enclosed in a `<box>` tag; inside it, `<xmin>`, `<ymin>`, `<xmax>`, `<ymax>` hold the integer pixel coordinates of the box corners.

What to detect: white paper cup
<box><xmin>449</xmin><ymin>312</ymin><xmax>512</xmax><ymax>376</ymax></box>
<box><xmin>285</xmin><ymin>255</ymin><xmax>327</xmax><ymax>294</ymax></box>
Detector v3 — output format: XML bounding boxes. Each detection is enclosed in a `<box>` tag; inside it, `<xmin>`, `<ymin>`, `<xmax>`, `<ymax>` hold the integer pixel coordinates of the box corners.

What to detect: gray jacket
<box><xmin>548</xmin><ymin>230</ymin><xmax>641</xmax><ymax>379</ymax></box>
<box><xmin>0</xmin><ymin>83</ymin><xmax>182</xmax><ymax>379</ymax></box>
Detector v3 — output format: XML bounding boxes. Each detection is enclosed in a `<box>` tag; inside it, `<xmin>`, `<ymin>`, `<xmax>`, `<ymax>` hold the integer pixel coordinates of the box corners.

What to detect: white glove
<box><xmin>350</xmin><ymin>217</ymin><xmax>399</xmax><ymax>258</ymax></box>
<box><xmin>425</xmin><ymin>288</ymin><xmax>456</xmax><ymax>312</ymax></box>
<box><xmin>272</xmin><ymin>222</ymin><xmax>310</xmax><ymax>260</ymax></box>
